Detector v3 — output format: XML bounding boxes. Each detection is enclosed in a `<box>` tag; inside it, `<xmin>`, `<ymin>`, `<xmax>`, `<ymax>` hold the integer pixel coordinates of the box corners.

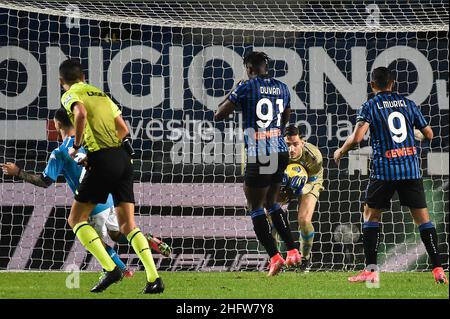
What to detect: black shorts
<box><xmin>244</xmin><ymin>152</ymin><xmax>289</xmax><ymax>188</ymax></box>
<box><xmin>75</xmin><ymin>147</ymin><xmax>135</xmax><ymax>205</ymax></box>
<box><xmin>364</xmin><ymin>178</ymin><xmax>427</xmax><ymax>210</ymax></box>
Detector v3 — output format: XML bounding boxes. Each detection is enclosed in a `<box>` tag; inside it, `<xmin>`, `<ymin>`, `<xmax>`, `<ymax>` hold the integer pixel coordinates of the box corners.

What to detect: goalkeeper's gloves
<box><xmin>122</xmin><ymin>135</ymin><xmax>135</xmax><ymax>157</ymax></box>
<box><xmin>290</xmin><ymin>175</ymin><xmax>307</xmax><ymax>196</ymax></box>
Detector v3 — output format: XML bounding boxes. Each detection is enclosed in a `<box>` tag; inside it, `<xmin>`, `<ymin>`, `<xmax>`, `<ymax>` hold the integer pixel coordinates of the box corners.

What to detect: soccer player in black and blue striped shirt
<box><xmin>334</xmin><ymin>67</ymin><xmax>447</xmax><ymax>284</ymax></box>
<box><xmin>215</xmin><ymin>52</ymin><xmax>301</xmax><ymax>276</ymax></box>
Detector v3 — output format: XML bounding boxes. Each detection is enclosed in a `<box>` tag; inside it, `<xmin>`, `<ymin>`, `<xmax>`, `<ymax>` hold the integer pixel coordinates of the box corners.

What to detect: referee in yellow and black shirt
<box><xmin>59</xmin><ymin>59</ymin><xmax>163</xmax><ymax>293</ymax></box>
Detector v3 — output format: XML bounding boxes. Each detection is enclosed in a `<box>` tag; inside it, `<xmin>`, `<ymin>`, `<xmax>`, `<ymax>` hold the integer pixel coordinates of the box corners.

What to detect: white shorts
<box><xmin>88</xmin><ymin>207</ymin><xmax>120</xmax><ymax>240</ymax></box>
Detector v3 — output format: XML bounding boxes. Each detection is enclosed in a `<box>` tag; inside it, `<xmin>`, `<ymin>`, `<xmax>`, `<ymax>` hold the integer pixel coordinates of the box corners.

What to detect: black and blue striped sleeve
<box><xmin>356</xmin><ymin>102</ymin><xmax>371</xmax><ymax>124</ymax></box>
<box><xmin>227</xmin><ymin>81</ymin><xmax>247</xmax><ymax>108</ymax></box>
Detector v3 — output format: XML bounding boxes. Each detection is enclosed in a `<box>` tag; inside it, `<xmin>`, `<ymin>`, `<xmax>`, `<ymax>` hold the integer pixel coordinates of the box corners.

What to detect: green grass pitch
<box><xmin>0</xmin><ymin>271</ymin><xmax>448</xmax><ymax>299</ymax></box>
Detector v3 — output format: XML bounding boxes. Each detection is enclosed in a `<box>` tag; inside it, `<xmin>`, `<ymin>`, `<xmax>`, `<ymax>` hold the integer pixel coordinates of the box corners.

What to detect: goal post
<box><xmin>0</xmin><ymin>0</ymin><xmax>448</xmax><ymax>272</ymax></box>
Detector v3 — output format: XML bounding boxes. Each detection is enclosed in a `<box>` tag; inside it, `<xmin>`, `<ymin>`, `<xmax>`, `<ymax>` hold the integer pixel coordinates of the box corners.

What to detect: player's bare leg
<box><xmin>265</xmin><ymin>182</ymin><xmax>300</xmax><ymax>268</ymax></box>
<box><xmin>69</xmin><ymin>200</ymin><xmax>123</xmax><ymax>292</ymax></box>
<box><xmin>298</xmin><ymin>193</ymin><xmax>317</xmax><ymax>271</ymax></box>
<box><xmin>410</xmin><ymin>208</ymin><xmax>447</xmax><ymax>284</ymax></box>
<box><xmin>244</xmin><ymin>183</ymin><xmax>284</xmax><ymax>276</ymax></box>
<box><xmin>108</xmin><ymin>230</ymin><xmax>122</xmax><ymax>242</ymax></box>
<box><xmin>348</xmin><ymin>205</ymin><xmax>381</xmax><ymax>283</ymax></box>
<box><xmin>115</xmin><ymin>202</ymin><xmax>164</xmax><ymax>293</ymax></box>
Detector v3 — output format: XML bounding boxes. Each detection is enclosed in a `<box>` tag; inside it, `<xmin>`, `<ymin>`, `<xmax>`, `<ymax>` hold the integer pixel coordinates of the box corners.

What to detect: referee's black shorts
<box><xmin>244</xmin><ymin>152</ymin><xmax>289</xmax><ymax>188</ymax></box>
<box><xmin>75</xmin><ymin>147</ymin><xmax>134</xmax><ymax>205</ymax></box>
<box><xmin>364</xmin><ymin>178</ymin><xmax>427</xmax><ymax>210</ymax></box>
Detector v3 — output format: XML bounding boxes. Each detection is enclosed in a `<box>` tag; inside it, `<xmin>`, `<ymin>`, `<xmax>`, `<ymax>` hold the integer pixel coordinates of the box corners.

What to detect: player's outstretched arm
<box><xmin>1</xmin><ymin>162</ymin><xmax>52</xmax><ymax>188</ymax></box>
<box><xmin>334</xmin><ymin>121</ymin><xmax>369</xmax><ymax>165</ymax></box>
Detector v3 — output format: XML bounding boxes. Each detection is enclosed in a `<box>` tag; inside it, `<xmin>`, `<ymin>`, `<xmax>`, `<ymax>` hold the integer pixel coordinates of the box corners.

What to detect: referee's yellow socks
<box><xmin>127</xmin><ymin>228</ymin><xmax>159</xmax><ymax>282</ymax></box>
<box><xmin>73</xmin><ymin>221</ymin><xmax>116</xmax><ymax>272</ymax></box>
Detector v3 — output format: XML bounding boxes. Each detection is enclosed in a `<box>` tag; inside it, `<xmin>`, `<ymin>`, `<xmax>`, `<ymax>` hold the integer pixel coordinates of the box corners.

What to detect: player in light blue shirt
<box><xmin>43</xmin><ymin>134</ymin><xmax>116</xmax><ymax>219</ymax></box>
<box><xmin>1</xmin><ymin>108</ymin><xmax>171</xmax><ymax>274</ymax></box>
<box><xmin>2</xmin><ymin>108</ymin><xmax>132</xmax><ymax>275</ymax></box>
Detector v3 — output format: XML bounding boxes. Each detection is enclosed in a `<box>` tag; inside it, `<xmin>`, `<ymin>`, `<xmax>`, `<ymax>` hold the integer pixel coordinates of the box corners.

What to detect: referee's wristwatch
<box><xmin>72</xmin><ymin>142</ymin><xmax>82</xmax><ymax>150</ymax></box>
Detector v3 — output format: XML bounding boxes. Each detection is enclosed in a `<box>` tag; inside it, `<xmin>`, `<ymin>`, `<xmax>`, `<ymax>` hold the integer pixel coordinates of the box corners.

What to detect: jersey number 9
<box><xmin>388</xmin><ymin>111</ymin><xmax>407</xmax><ymax>143</ymax></box>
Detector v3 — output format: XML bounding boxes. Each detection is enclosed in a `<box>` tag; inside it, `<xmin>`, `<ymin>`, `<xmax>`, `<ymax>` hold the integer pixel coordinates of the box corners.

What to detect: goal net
<box><xmin>0</xmin><ymin>0</ymin><xmax>448</xmax><ymax>272</ymax></box>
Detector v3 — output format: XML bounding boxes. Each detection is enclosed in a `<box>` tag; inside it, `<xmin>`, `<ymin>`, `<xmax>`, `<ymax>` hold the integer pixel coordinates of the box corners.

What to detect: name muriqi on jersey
<box><xmin>357</xmin><ymin>92</ymin><xmax>427</xmax><ymax>181</ymax></box>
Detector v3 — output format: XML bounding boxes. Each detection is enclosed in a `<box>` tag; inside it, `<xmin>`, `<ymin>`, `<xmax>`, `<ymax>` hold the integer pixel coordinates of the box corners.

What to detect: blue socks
<box><xmin>105</xmin><ymin>244</ymin><xmax>126</xmax><ymax>271</ymax></box>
